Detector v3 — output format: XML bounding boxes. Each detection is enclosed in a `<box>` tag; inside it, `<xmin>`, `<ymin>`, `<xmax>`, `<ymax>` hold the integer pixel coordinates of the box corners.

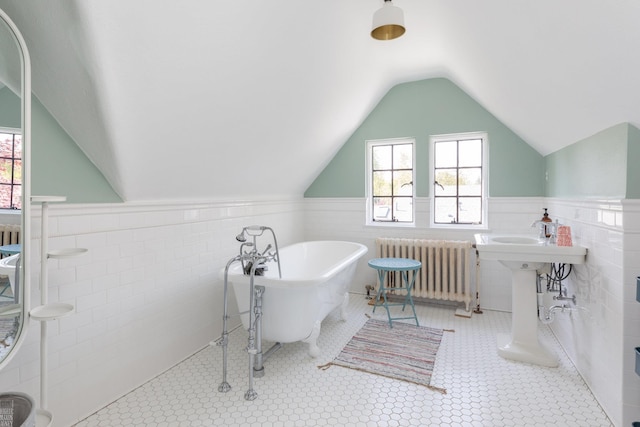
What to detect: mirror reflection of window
<box><xmin>0</xmin><ymin>129</ymin><xmax>21</xmax><ymax>210</ymax></box>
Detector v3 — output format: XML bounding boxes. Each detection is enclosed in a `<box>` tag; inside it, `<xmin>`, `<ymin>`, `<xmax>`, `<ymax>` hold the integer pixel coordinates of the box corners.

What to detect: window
<box><xmin>0</xmin><ymin>129</ymin><xmax>22</xmax><ymax>210</ymax></box>
<box><xmin>430</xmin><ymin>133</ymin><xmax>487</xmax><ymax>227</ymax></box>
<box><xmin>367</xmin><ymin>138</ymin><xmax>414</xmax><ymax>224</ymax></box>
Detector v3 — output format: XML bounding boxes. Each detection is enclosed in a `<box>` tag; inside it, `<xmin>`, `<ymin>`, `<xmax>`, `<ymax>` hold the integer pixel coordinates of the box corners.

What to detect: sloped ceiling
<box><xmin>0</xmin><ymin>0</ymin><xmax>639</xmax><ymax>202</ymax></box>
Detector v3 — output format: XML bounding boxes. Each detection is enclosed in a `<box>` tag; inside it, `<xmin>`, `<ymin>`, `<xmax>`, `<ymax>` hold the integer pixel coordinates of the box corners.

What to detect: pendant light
<box><xmin>371</xmin><ymin>0</ymin><xmax>406</xmax><ymax>41</ymax></box>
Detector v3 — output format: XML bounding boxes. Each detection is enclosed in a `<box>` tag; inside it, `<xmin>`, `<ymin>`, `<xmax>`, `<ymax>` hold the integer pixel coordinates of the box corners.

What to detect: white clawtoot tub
<box><xmin>228</xmin><ymin>240</ymin><xmax>367</xmax><ymax>357</ymax></box>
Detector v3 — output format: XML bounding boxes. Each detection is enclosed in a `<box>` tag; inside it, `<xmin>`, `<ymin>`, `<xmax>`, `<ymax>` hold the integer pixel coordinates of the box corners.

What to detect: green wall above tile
<box><xmin>304</xmin><ymin>78</ymin><xmax>545</xmax><ymax>198</ymax></box>
<box><xmin>31</xmin><ymin>96</ymin><xmax>122</xmax><ymax>203</ymax></box>
<box><xmin>1</xmin><ymin>89</ymin><xmax>121</xmax><ymax>203</ymax></box>
<box><xmin>0</xmin><ymin>86</ymin><xmax>20</xmax><ymax>128</ymax></box>
<box><xmin>545</xmin><ymin>123</ymin><xmax>640</xmax><ymax>199</ymax></box>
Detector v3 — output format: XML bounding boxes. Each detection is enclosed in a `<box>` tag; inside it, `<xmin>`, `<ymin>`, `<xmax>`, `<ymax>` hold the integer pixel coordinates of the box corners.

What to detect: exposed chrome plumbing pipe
<box><xmin>539</xmin><ymin>303</ymin><xmax>572</xmax><ymax>324</ymax></box>
<box><xmin>217</xmin><ymin>225</ymin><xmax>282</xmax><ymax>401</ymax></box>
<box><xmin>215</xmin><ymin>255</ymin><xmax>242</xmax><ymax>393</ymax></box>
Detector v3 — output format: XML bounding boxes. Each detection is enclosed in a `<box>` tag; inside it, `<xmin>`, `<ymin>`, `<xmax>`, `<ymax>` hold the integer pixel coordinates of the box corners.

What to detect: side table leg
<box><xmin>406</xmin><ymin>270</ymin><xmax>419</xmax><ymax>326</ymax></box>
<box><xmin>372</xmin><ymin>269</ymin><xmax>385</xmax><ymax>314</ymax></box>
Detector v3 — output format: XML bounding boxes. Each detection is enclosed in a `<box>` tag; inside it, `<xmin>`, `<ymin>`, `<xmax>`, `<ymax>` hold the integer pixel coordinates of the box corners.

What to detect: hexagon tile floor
<box><xmin>74</xmin><ymin>295</ymin><xmax>613</xmax><ymax>427</ymax></box>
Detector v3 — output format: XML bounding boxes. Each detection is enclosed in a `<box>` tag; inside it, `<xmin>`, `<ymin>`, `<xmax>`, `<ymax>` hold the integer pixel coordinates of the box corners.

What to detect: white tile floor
<box><xmin>74</xmin><ymin>295</ymin><xmax>613</xmax><ymax>427</ymax></box>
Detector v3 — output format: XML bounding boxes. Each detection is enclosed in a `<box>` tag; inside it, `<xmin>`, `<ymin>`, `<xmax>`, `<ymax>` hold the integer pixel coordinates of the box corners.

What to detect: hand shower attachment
<box><xmin>236</xmin><ymin>226</ymin><xmax>281</xmax><ymax>279</ymax></box>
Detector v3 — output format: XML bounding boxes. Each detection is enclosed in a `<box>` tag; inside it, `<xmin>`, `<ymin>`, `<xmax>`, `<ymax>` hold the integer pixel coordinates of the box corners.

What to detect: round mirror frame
<box><xmin>0</xmin><ymin>7</ymin><xmax>31</xmax><ymax>371</ymax></box>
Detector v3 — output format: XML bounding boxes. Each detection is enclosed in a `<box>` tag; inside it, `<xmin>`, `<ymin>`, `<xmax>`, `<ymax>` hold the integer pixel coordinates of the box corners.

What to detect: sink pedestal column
<box><xmin>497</xmin><ymin>265</ymin><xmax>558</xmax><ymax>368</ymax></box>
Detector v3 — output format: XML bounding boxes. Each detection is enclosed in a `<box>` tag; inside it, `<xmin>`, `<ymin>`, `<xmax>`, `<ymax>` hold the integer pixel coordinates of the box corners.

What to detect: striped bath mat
<box><xmin>320</xmin><ymin>317</ymin><xmax>448</xmax><ymax>394</ymax></box>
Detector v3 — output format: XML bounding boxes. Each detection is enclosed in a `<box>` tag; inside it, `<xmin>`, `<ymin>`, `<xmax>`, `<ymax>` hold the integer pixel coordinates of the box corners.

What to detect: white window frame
<box><xmin>429</xmin><ymin>132</ymin><xmax>488</xmax><ymax>229</ymax></box>
<box><xmin>366</xmin><ymin>137</ymin><xmax>416</xmax><ymax>227</ymax></box>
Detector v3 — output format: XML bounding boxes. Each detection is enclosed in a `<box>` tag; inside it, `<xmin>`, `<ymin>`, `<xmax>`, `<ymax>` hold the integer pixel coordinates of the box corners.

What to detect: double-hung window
<box><xmin>430</xmin><ymin>132</ymin><xmax>487</xmax><ymax>227</ymax></box>
<box><xmin>0</xmin><ymin>129</ymin><xmax>21</xmax><ymax>210</ymax></box>
<box><xmin>367</xmin><ymin>138</ymin><xmax>415</xmax><ymax>225</ymax></box>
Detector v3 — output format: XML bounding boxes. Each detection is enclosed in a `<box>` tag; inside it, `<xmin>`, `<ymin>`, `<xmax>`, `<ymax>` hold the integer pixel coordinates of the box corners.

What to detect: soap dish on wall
<box><xmin>30</xmin><ymin>303</ymin><xmax>74</xmax><ymax>321</ymax></box>
<box><xmin>47</xmin><ymin>248</ymin><xmax>88</xmax><ymax>259</ymax></box>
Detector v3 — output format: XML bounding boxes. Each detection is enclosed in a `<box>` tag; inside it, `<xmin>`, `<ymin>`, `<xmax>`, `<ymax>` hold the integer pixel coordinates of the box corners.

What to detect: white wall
<box><xmin>0</xmin><ymin>198</ymin><xmax>305</xmax><ymax>427</ymax></box>
<box><xmin>545</xmin><ymin>198</ymin><xmax>640</xmax><ymax>427</ymax></box>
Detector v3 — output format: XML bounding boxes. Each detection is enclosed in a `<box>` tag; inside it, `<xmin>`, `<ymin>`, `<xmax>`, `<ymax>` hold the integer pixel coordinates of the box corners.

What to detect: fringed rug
<box><xmin>319</xmin><ymin>317</ymin><xmax>449</xmax><ymax>394</ymax></box>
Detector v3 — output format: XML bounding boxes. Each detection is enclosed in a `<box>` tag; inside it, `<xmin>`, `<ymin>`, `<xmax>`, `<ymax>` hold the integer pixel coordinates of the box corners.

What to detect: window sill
<box><xmin>429</xmin><ymin>223</ymin><xmax>489</xmax><ymax>231</ymax></box>
<box><xmin>366</xmin><ymin>221</ymin><xmax>416</xmax><ymax>229</ymax></box>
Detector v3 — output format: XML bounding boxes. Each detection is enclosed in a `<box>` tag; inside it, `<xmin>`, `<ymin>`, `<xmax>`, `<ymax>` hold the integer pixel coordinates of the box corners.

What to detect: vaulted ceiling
<box><xmin>1</xmin><ymin>1</ymin><xmax>639</xmax><ymax>202</ymax></box>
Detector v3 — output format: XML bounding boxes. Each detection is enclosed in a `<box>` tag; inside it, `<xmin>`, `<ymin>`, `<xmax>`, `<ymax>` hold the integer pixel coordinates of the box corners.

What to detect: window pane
<box><xmin>373</xmin><ymin>197</ymin><xmax>392</xmax><ymax>221</ymax></box>
<box><xmin>393</xmin><ymin>144</ymin><xmax>412</xmax><ymax>169</ymax></box>
<box><xmin>0</xmin><ymin>134</ymin><xmax>13</xmax><ymax>158</ymax></box>
<box><xmin>434</xmin><ymin>140</ymin><xmax>457</xmax><ymax>168</ymax></box>
<box><xmin>13</xmin><ymin>136</ymin><xmax>21</xmax><ymax>159</ymax></box>
<box><xmin>372</xmin><ymin>145</ymin><xmax>391</xmax><ymax>170</ymax></box>
<box><xmin>0</xmin><ymin>132</ymin><xmax>21</xmax><ymax>210</ymax></box>
<box><xmin>393</xmin><ymin>170</ymin><xmax>413</xmax><ymax>196</ymax></box>
<box><xmin>11</xmin><ymin>185</ymin><xmax>20</xmax><ymax>209</ymax></box>
<box><xmin>0</xmin><ymin>185</ymin><xmax>10</xmax><ymax>209</ymax></box>
<box><xmin>0</xmin><ymin>159</ymin><xmax>13</xmax><ymax>184</ymax></box>
<box><xmin>459</xmin><ymin>197</ymin><xmax>481</xmax><ymax>223</ymax></box>
<box><xmin>435</xmin><ymin>169</ymin><xmax>457</xmax><ymax>196</ymax></box>
<box><xmin>459</xmin><ymin>168</ymin><xmax>482</xmax><ymax>196</ymax></box>
<box><xmin>373</xmin><ymin>171</ymin><xmax>392</xmax><ymax>196</ymax></box>
<box><xmin>394</xmin><ymin>197</ymin><xmax>413</xmax><ymax>222</ymax></box>
<box><xmin>434</xmin><ymin>197</ymin><xmax>457</xmax><ymax>223</ymax></box>
<box><xmin>13</xmin><ymin>159</ymin><xmax>21</xmax><ymax>181</ymax></box>
<box><xmin>459</xmin><ymin>139</ymin><xmax>482</xmax><ymax>167</ymax></box>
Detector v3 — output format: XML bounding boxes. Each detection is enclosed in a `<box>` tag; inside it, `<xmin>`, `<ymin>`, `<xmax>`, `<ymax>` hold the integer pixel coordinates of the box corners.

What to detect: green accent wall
<box><xmin>31</xmin><ymin>96</ymin><xmax>122</xmax><ymax>203</ymax></box>
<box><xmin>305</xmin><ymin>78</ymin><xmax>545</xmax><ymax>198</ymax></box>
<box><xmin>0</xmin><ymin>86</ymin><xmax>20</xmax><ymax>128</ymax></box>
<box><xmin>545</xmin><ymin>123</ymin><xmax>634</xmax><ymax>199</ymax></box>
<box><xmin>1</xmin><ymin>88</ymin><xmax>121</xmax><ymax>203</ymax></box>
<box><xmin>627</xmin><ymin>124</ymin><xmax>640</xmax><ymax>199</ymax></box>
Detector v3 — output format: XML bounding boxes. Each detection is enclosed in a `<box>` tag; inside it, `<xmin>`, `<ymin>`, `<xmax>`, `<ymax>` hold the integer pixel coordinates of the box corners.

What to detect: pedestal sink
<box><xmin>474</xmin><ymin>233</ymin><xmax>587</xmax><ymax>367</ymax></box>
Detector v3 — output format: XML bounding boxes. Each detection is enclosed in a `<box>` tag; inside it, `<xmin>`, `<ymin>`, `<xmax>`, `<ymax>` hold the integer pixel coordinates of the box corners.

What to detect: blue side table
<box><xmin>368</xmin><ymin>257</ymin><xmax>421</xmax><ymax>328</ymax></box>
<box><xmin>0</xmin><ymin>243</ymin><xmax>20</xmax><ymax>256</ymax></box>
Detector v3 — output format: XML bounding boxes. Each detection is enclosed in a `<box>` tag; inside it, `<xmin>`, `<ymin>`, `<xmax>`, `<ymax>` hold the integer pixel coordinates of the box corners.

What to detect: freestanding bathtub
<box><xmin>228</xmin><ymin>240</ymin><xmax>368</xmax><ymax>357</ymax></box>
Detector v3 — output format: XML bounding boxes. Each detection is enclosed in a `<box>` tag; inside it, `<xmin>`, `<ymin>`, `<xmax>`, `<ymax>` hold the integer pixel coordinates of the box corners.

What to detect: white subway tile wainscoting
<box><xmin>0</xmin><ymin>197</ymin><xmax>637</xmax><ymax>425</ymax></box>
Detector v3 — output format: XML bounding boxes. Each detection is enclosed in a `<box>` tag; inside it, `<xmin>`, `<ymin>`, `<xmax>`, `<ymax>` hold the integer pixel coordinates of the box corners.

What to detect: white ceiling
<box><xmin>1</xmin><ymin>0</ymin><xmax>639</xmax><ymax>201</ymax></box>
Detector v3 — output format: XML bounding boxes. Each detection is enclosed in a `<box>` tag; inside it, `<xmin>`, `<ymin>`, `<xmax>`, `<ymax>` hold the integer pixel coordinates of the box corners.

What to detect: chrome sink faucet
<box><xmin>548</xmin><ymin>220</ymin><xmax>558</xmax><ymax>244</ymax></box>
<box><xmin>531</xmin><ymin>220</ymin><xmax>547</xmax><ymax>240</ymax></box>
<box><xmin>530</xmin><ymin>220</ymin><xmax>559</xmax><ymax>244</ymax></box>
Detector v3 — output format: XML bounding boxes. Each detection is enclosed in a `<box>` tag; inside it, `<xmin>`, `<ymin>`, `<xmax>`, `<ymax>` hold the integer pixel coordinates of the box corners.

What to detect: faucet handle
<box><xmin>548</xmin><ymin>220</ymin><xmax>560</xmax><ymax>244</ymax></box>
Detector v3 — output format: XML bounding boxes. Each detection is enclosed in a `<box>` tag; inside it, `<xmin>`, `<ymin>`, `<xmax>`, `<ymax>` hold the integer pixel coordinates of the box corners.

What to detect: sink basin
<box><xmin>490</xmin><ymin>236</ymin><xmax>539</xmax><ymax>244</ymax></box>
<box><xmin>474</xmin><ymin>233</ymin><xmax>587</xmax><ymax>264</ymax></box>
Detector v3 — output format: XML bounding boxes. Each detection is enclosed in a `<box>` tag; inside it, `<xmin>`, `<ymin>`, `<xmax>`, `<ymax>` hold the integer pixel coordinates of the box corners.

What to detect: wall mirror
<box><xmin>0</xmin><ymin>7</ymin><xmax>31</xmax><ymax>371</ymax></box>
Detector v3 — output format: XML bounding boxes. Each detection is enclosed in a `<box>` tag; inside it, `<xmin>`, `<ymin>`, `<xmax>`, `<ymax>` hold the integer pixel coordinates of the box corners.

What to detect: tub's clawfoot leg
<box><xmin>303</xmin><ymin>320</ymin><xmax>321</xmax><ymax>358</ymax></box>
<box><xmin>340</xmin><ymin>292</ymin><xmax>349</xmax><ymax>321</ymax></box>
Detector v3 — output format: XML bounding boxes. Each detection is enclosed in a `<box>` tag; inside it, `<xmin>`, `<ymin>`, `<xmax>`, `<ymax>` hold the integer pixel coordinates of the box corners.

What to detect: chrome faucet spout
<box><xmin>531</xmin><ymin>220</ymin><xmax>546</xmax><ymax>239</ymax></box>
